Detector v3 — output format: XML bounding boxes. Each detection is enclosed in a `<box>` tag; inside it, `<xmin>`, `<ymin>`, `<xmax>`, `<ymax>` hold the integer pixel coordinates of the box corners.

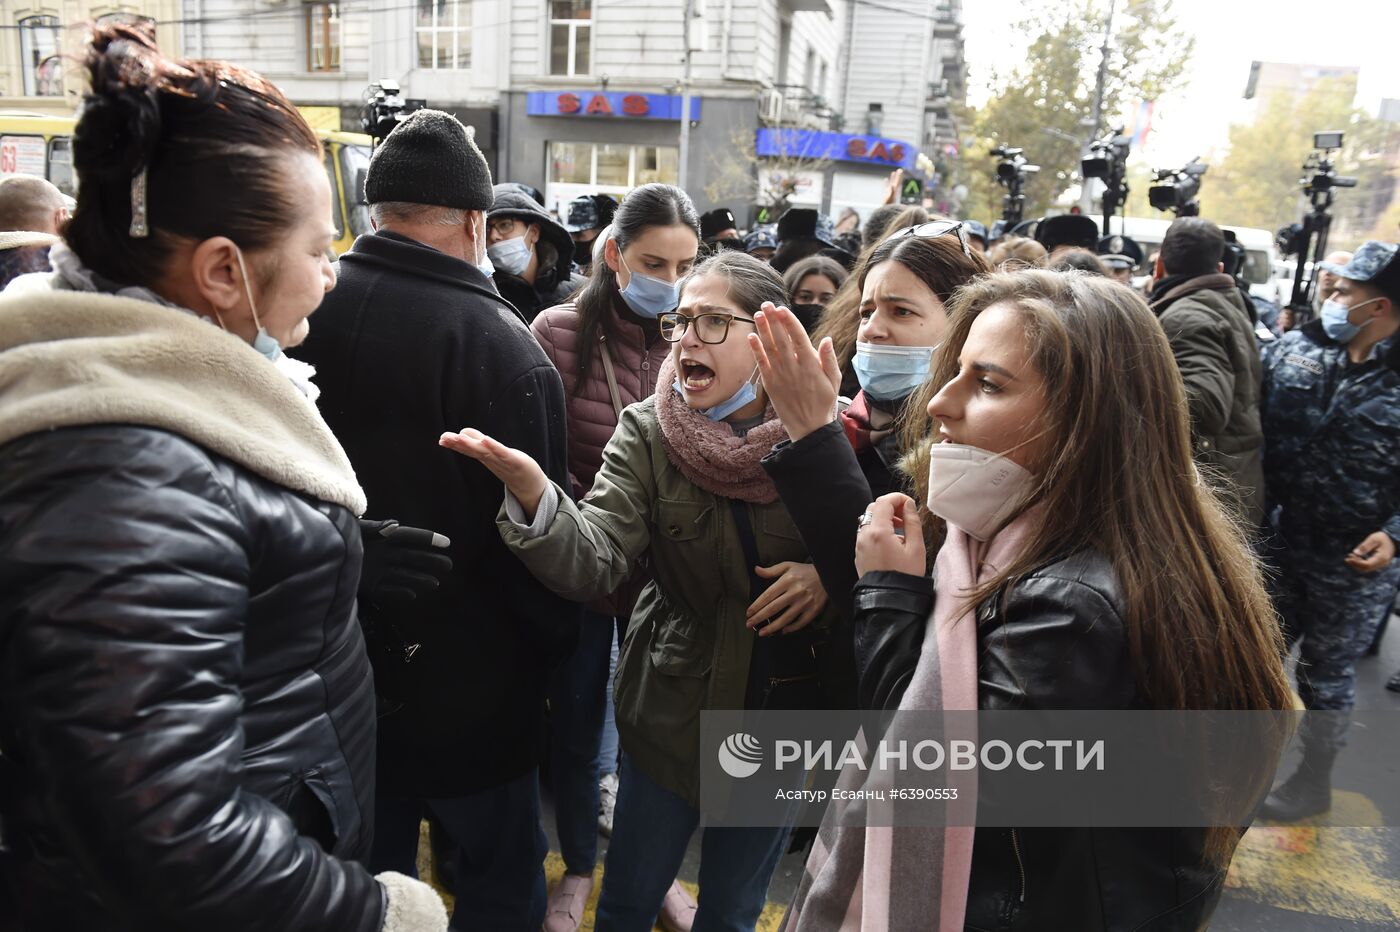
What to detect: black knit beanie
<box><xmin>365</xmin><ymin>109</ymin><xmax>494</xmax><ymax>210</ymax></box>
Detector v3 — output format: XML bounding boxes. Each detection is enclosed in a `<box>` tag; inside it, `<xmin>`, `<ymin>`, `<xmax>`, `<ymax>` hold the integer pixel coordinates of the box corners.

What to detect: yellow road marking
<box><xmin>543</xmin><ymin>852</ymin><xmax>787</xmax><ymax>931</ymax></box>
<box><xmin>1226</xmin><ymin>791</ymin><xmax>1400</xmax><ymax>924</ymax></box>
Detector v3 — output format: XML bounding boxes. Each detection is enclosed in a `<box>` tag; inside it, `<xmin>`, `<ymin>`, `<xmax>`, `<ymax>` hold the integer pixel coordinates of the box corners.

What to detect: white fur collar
<box><xmin>0</xmin><ymin>290</ymin><xmax>366</xmax><ymax>515</ymax></box>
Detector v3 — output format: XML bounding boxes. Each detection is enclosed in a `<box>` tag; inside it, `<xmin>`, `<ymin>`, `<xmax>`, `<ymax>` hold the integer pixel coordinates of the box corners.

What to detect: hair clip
<box><xmin>129</xmin><ymin>168</ymin><xmax>149</xmax><ymax>238</ymax></box>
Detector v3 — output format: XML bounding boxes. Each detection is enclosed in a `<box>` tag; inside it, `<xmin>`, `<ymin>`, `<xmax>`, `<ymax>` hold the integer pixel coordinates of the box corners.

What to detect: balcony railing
<box><xmin>759</xmin><ymin>85</ymin><xmax>836</xmax><ymax>131</ymax></box>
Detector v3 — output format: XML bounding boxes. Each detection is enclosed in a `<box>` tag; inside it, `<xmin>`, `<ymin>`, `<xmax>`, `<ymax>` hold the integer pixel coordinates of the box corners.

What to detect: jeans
<box><xmin>370</xmin><ymin>770</ymin><xmax>548</xmax><ymax>931</ymax></box>
<box><xmin>551</xmin><ymin>610</ymin><xmax>621</xmax><ymax>874</ymax></box>
<box><xmin>601</xmin><ymin>630</ymin><xmax>621</xmax><ymax>774</ymax></box>
<box><xmin>594</xmin><ymin>756</ymin><xmax>790</xmax><ymax>932</ymax></box>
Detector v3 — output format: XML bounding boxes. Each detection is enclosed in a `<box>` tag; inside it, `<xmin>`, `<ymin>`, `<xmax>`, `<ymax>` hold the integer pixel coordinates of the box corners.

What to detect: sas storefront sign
<box><xmin>526</xmin><ymin>91</ymin><xmax>702</xmax><ymax>122</ymax></box>
<box><xmin>754</xmin><ymin>128</ymin><xmax>932</xmax><ymax>182</ymax></box>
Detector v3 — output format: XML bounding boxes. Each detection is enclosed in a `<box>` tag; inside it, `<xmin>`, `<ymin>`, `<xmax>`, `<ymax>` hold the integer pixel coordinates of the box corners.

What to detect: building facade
<box><xmin>0</xmin><ymin>1</ymin><xmax>182</xmax><ymax>112</ymax></box>
<box><xmin>185</xmin><ymin>0</ymin><xmax>502</xmax><ymax>167</ymax></box>
<box><xmin>498</xmin><ymin>0</ymin><xmax>844</xmax><ymax>220</ymax></box>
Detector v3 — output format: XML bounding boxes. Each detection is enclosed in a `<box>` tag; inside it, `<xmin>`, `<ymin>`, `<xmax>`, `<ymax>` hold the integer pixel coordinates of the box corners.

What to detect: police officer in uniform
<box><xmin>1096</xmin><ymin>233</ymin><xmax>1144</xmax><ymax>285</ymax></box>
<box><xmin>1259</xmin><ymin>241</ymin><xmax>1400</xmax><ymax>821</ymax></box>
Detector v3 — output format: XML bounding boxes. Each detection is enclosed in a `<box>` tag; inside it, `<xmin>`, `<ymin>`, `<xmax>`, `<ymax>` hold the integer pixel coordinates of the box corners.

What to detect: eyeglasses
<box><xmin>658</xmin><ymin>311</ymin><xmax>757</xmax><ymax>344</ymax></box>
<box><xmin>886</xmin><ymin>219</ymin><xmax>972</xmax><ymax>258</ymax></box>
<box><xmin>487</xmin><ymin>217</ymin><xmax>524</xmax><ymax>237</ymax></box>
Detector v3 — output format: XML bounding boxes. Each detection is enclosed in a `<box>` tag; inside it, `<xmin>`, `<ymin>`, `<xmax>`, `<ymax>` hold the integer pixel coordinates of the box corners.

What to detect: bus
<box><xmin>0</xmin><ymin>111</ymin><xmax>373</xmax><ymax>255</ymax></box>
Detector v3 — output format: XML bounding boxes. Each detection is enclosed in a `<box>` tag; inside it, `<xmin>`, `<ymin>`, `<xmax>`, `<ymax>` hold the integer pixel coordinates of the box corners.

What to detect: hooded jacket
<box><xmin>1150</xmin><ymin>272</ymin><xmax>1266</xmax><ymax>527</ymax></box>
<box><xmin>488</xmin><ymin>190</ymin><xmax>585</xmax><ymax>322</ymax></box>
<box><xmin>0</xmin><ymin>290</ymin><xmax>390</xmax><ymax>930</ymax></box>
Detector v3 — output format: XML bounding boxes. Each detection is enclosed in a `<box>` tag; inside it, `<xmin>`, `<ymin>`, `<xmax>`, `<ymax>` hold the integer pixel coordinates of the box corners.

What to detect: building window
<box><xmin>545</xmin><ymin>141</ymin><xmax>676</xmax><ymax>212</ymax></box>
<box><xmin>549</xmin><ymin>0</ymin><xmax>591</xmax><ymax>76</ymax></box>
<box><xmin>18</xmin><ymin>15</ymin><xmax>62</xmax><ymax>98</ymax></box>
<box><xmin>417</xmin><ymin>0</ymin><xmax>470</xmax><ymax>70</ymax></box>
<box><xmin>305</xmin><ymin>2</ymin><xmax>341</xmax><ymax>72</ymax></box>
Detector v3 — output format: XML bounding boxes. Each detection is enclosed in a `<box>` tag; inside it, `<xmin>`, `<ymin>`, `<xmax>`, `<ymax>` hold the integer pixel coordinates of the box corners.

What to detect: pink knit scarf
<box><xmin>782</xmin><ymin>505</ymin><xmax>1046</xmax><ymax>932</ymax></box>
<box><xmin>652</xmin><ymin>354</ymin><xmax>787</xmax><ymax>505</ymax></box>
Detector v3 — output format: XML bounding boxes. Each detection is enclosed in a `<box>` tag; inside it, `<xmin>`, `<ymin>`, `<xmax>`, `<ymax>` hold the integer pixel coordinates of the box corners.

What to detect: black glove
<box><xmin>358</xmin><ymin>518</ymin><xmax>453</xmax><ymax>609</ymax></box>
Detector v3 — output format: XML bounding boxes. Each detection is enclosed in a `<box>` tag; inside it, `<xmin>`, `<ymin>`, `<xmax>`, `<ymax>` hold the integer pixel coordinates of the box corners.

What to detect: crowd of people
<box><xmin>2</xmin><ymin>26</ymin><xmax>1399</xmax><ymax>932</ymax></box>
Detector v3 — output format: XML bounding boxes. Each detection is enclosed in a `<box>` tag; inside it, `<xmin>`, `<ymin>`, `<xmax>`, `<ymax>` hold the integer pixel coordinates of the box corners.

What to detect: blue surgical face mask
<box><xmin>487</xmin><ymin>235</ymin><xmax>533</xmax><ymax>277</ymax></box>
<box><xmin>1320</xmin><ymin>297</ymin><xmax>1380</xmax><ymax>344</ymax></box>
<box><xmin>672</xmin><ymin>366</ymin><xmax>761</xmax><ymax>422</ymax></box>
<box><xmin>852</xmin><ymin>341</ymin><xmax>936</xmax><ymax>402</ymax></box>
<box><xmin>619</xmin><ymin>253</ymin><xmax>681</xmax><ymax>319</ymax></box>
<box><xmin>233</xmin><ymin>246</ymin><xmax>282</xmax><ymax>362</ymax></box>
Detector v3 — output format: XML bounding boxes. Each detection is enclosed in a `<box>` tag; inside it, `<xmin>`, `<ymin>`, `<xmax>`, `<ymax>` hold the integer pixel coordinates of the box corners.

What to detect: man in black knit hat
<box><xmin>293</xmin><ymin>109</ymin><xmax>577</xmax><ymax>930</ymax></box>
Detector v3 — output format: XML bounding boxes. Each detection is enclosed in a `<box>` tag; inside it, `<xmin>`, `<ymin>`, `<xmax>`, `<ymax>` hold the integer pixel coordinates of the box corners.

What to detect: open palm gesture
<box><xmin>439</xmin><ymin>428</ymin><xmax>549</xmax><ymax>519</ymax></box>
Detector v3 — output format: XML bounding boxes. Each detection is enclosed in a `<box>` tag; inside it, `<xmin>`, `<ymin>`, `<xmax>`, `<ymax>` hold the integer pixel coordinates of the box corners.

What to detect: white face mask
<box><xmin>487</xmin><ymin>235</ymin><xmax>533</xmax><ymax>277</ymax></box>
<box><xmin>470</xmin><ymin>216</ymin><xmax>495</xmax><ymax>277</ymax></box>
<box><xmin>926</xmin><ymin>442</ymin><xmax>1035</xmax><ymax>541</ymax></box>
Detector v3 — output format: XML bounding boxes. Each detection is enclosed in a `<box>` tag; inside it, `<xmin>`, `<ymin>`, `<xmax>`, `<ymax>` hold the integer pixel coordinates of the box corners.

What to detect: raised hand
<box><xmin>439</xmin><ymin>428</ymin><xmax>549</xmax><ymax>520</ymax></box>
<box><xmin>747</xmin><ymin>303</ymin><xmax>841</xmax><ymax>443</ymax></box>
<box><xmin>855</xmin><ymin>493</ymin><xmax>926</xmax><ymax>578</ymax></box>
<box><xmin>747</xmin><ymin>561</ymin><xmax>828</xmax><ymax>636</ymax></box>
<box><xmin>881</xmin><ymin>168</ymin><xmax>905</xmax><ymax>206</ymax></box>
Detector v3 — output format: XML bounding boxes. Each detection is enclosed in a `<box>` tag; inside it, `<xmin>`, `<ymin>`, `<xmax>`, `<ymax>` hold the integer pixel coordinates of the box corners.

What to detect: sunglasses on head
<box><xmin>886</xmin><ymin>220</ymin><xmax>972</xmax><ymax>258</ymax></box>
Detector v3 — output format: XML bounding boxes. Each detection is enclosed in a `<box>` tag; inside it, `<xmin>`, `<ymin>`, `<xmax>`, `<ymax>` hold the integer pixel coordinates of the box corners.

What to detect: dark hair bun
<box><xmin>65</xmin><ymin>25</ymin><xmax>320</xmax><ymax>289</ymax></box>
<box><xmin>73</xmin><ymin>24</ymin><xmax>185</xmax><ymax>181</ymax></box>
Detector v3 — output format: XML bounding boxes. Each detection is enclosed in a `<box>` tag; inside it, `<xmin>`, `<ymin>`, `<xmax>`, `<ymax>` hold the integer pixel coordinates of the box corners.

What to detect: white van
<box><xmin>1100</xmin><ymin>216</ymin><xmax>1280</xmax><ymax>304</ymax></box>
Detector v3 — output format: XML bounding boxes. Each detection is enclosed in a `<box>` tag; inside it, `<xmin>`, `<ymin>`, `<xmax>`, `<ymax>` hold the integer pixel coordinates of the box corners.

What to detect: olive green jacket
<box><xmin>498</xmin><ymin>396</ymin><xmax>833</xmax><ymax>804</ymax></box>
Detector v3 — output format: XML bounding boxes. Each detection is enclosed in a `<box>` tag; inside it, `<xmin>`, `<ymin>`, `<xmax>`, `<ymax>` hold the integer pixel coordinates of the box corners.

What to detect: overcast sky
<box><xmin>960</xmin><ymin>0</ymin><xmax>1400</xmax><ymax>168</ymax></box>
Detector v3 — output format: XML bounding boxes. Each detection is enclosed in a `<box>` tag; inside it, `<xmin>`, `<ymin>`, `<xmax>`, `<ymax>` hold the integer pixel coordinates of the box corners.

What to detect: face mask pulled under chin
<box><xmin>926</xmin><ymin>442</ymin><xmax>1035</xmax><ymax>542</ymax></box>
<box><xmin>229</xmin><ymin>246</ymin><xmax>281</xmax><ymax>363</ymax></box>
<box><xmin>672</xmin><ymin>365</ymin><xmax>761</xmax><ymax>422</ymax></box>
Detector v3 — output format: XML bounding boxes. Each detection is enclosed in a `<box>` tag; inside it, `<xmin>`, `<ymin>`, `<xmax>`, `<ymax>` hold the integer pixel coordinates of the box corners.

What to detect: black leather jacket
<box><xmin>0</xmin><ymin>426</ymin><xmax>385</xmax><ymax>931</ymax></box>
<box><xmin>766</xmin><ymin>422</ymin><xmax>1231</xmax><ymax>931</ymax></box>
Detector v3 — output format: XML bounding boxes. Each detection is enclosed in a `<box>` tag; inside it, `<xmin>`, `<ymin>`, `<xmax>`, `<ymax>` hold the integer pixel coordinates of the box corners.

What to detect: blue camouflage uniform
<box><xmin>1261</xmin><ymin>259</ymin><xmax>1400</xmax><ymax>748</ymax></box>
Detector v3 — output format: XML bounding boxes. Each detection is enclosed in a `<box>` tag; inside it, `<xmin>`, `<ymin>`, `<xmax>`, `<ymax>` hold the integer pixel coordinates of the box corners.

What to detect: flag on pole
<box><xmin>1129</xmin><ymin>100</ymin><xmax>1155</xmax><ymax>149</ymax></box>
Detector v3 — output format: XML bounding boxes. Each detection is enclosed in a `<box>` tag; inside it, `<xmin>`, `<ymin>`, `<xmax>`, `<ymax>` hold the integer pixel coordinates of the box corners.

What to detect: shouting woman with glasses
<box><xmin>440</xmin><ymin>251</ymin><xmax>840</xmax><ymax>932</ymax></box>
<box><xmin>527</xmin><ymin>183</ymin><xmax>699</xmax><ymax>932</ymax></box>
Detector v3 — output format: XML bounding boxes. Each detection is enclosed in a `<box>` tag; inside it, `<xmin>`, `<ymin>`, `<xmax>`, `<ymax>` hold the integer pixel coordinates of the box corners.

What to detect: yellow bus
<box><xmin>0</xmin><ymin>111</ymin><xmax>373</xmax><ymax>255</ymax></box>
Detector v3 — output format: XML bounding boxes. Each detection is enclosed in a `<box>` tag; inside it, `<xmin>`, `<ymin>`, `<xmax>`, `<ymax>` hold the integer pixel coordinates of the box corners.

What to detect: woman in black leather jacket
<box><xmin>750</xmin><ymin>269</ymin><xmax>1292</xmax><ymax>930</ymax></box>
<box><xmin>0</xmin><ymin>26</ymin><xmax>445</xmax><ymax>931</ymax></box>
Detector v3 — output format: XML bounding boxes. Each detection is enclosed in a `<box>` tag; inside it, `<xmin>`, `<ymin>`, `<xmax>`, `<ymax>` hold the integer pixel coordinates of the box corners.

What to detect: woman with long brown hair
<box><xmin>821</xmin><ymin>222</ymin><xmax>991</xmax><ymax>501</ymax></box>
<box><xmin>758</xmin><ymin>223</ymin><xmax>990</xmax><ymax>623</ymax></box>
<box><xmin>811</xmin><ymin>205</ymin><xmax>931</xmax><ymax>393</ymax></box>
<box><xmin>752</xmin><ymin>270</ymin><xmax>1292</xmax><ymax>929</ymax></box>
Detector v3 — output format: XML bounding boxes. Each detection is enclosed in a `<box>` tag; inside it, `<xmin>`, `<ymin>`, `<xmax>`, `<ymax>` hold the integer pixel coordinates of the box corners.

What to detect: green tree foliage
<box><xmin>1199</xmin><ymin>76</ymin><xmax>1362</xmax><ymax>235</ymax></box>
<box><xmin>954</xmin><ymin>0</ymin><xmax>1194</xmax><ymax>224</ymax></box>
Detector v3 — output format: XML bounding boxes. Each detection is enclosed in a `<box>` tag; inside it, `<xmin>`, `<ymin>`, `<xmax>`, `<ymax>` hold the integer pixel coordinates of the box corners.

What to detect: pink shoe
<box><xmin>658</xmin><ymin>880</ymin><xmax>697</xmax><ymax>932</ymax></box>
<box><xmin>543</xmin><ymin>873</ymin><xmax>593</xmax><ymax>932</ymax></box>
